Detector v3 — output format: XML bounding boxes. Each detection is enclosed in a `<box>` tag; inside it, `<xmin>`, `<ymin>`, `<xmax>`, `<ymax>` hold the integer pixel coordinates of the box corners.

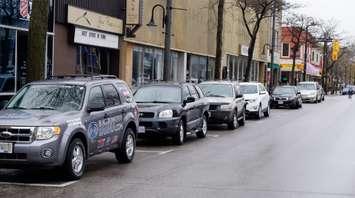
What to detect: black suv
<box><xmin>198</xmin><ymin>81</ymin><xmax>246</xmax><ymax>129</ymax></box>
<box><xmin>134</xmin><ymin>83</ymin><xmax>210</xmax><ymax>145</ymax></box>
<box><xmin>271</xmin><ymin>86</ymin><xmax>302</xmax><ymax>109</ymax></box>
<box><xmin>0</xmin><ymin>75</ymin><xmax>138</xmax><ymax>179</ymax></box>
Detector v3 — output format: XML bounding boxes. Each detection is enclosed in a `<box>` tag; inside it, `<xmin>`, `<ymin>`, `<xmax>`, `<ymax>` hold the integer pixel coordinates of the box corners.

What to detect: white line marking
<box><xmin>207</xmin><ymin>134</ymin><xmax>220</xmax><ymax>138</ymax></box>
<box><xmin>158</xmin><ymin>149</ymin><xmax>174</xmax><ymax>155</ymax></box>
<box><xmin>0</xmin><ymin>181</ymin><xmax>78</xmax><ymax>188</ymax></box>
<box><xmin>136</xmin><ymin>150</ymin><xmax>165</xmax><ymax>153</ymax></box>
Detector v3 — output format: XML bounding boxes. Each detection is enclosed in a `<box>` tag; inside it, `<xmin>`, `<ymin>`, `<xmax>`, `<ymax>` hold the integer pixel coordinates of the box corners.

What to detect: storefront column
<box><xmin>119</xmin><ymin>41</ymin><xmax>133</xmax><ymax>85</ymax></box>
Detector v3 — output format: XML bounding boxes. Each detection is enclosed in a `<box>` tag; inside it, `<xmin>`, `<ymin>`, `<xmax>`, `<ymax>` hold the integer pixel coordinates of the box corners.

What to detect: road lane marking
<box><xmin>207</xmin><ymin>134</ymin><xmax>220</xmax><ymax>138</ymax></box>
<box><xmin>137</xmin><ymin>149</ymin><xmax>175</xmax><ymax>156</ymax></box>
<box><xmin>0</xmin><ymin>181</ymin><xmax>78</xmax><ymax>188</ymax></box>
<box><xmin>158</xmin><ymin>149</ymin><xmax>174</xmax><ymax>155</ymax></box>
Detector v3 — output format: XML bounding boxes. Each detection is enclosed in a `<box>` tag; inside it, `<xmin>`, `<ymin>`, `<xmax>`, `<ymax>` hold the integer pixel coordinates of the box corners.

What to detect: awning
<box><xmin>306</xmin><ymin>63</ymin><xmax>322</xmax><ymax>77</ymax></box>
<box><xmin>268</xmin><ymin>63</ymin><xmax>280</xmax><ymax>69</ymax></box>
<box><xmin>280</xmin><ymin>64</ymin><xmax>304</xmax><ymax>72</ymax></box>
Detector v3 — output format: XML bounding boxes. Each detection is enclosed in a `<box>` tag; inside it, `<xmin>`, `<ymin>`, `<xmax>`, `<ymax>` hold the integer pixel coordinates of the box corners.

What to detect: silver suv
<box><xmin>0</xmin><ymin>75</ymin><xmax>139</xmax><ymax>179</ymax></box>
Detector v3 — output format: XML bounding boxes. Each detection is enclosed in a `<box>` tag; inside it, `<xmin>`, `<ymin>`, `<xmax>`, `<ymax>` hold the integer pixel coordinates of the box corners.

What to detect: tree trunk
<box><xmin>291</xmin><ymin>50</ymin><xmax>297</xmax><ymax>85</ymax></box>
<box><xmin>27</xmin><ymin>0</ymin><xmax>49</xmax><ymax>83</ymax></box>
<box><xmin>244</xmin><ymin>37</ymin><xmax>257</xmax><ymax>82</ymax></box>
<box><xmin>215</xmin><ymin>0</ymin><xmax>224</xmax><ymax>80</ymax></box>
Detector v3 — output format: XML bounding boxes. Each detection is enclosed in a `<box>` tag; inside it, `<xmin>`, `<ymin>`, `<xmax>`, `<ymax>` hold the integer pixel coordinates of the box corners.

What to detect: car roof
<box><xmin>298</xmin><ymin>81</ymin><xmax>317</xmax><ymax>84</ymax></box>
<box><xmin>199</xmin><ymin>81</ymin><xmax>236</xmax><ymax>85</ymax></box>
<box><xmin>137</xmin><ymin>82</ymin><xmax>194</xmax><ymax>88</ymax></box>
<box><xmin>239</xmin><ymin>82</ymin><xmax>260</xmax><ymax>85</ymax></box>
<box><xmin>28</xmin><ymin>75</ymin><xmax>126</xmax><ymax>86</ymax></box>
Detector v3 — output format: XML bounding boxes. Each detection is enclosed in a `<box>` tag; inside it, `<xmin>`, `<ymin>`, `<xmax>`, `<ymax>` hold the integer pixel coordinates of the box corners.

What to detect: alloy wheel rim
<box><xmin>259</xmin><ymin>106</ymin><xmax>262</xmax><ymax>117</ymax></box>
<box><xmin>202</xmin><ymin>118</ymin><xmax>207</xmax><ymax>135</ymax></box>
<box><xmin>179</xmin><ymin>124</ymin><xmax>184</xmax><ymax>143</ymax></box>
<box><xmin>126</xmin><ymin>134</ymin><xmax>135</xmax><ymax>158</ymax></box>
<box><xmin>72</xmin><ymin>145</ymin><xmax>84</xmax><ymax>174</ymax></box>
<box><xmin>233</xmin><ymin>114</ymin><xmax>238</xmax><ymax>128</ymax></box>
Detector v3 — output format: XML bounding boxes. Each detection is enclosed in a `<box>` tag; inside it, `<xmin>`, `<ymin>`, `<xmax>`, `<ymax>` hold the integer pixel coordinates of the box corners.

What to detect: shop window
<box><xmin>0</xmin><ymin>28</ymin><xmax>16</xmax><ymax>94</ymax></box>
<box><xmin>207</xmin><ymin>57</ymin><xmax>215</xmax><ymax>80</ymax></box>
<box><xmin>188</xmin><ymin>54</ymin><xmax>208</xmax><ymax>83</ymax></box>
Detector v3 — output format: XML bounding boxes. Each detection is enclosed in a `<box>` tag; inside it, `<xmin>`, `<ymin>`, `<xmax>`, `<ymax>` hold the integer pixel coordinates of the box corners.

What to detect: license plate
<box><xmin>138</xmin><ymin>126</ymin><xmax>146</xmax><ymax>134</ymax></box>
<box><xmin>0</xmin><ymin>143</ymin><xmax>13</xmax><ymax>154</ymax></box>
<box><xmin>278</xmin><ymin>101</ymin><xmax>284</xmax><ymax>105</ymax></box>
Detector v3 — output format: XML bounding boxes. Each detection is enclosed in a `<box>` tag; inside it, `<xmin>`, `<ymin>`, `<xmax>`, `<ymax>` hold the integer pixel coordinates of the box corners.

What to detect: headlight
<box><xmin>159</xmin><ymin>110</ymin><xmax>173</xmax><ymax>118</ymax></box>
<box><xmin>36</xmin><ymin>127</ymin><xmax>61</xmax><ymax>140</ymax></box>
<box><xmin>220</xmin><ymin>104</ymin><xmax>233</xmax><ymax>110</ymax></box>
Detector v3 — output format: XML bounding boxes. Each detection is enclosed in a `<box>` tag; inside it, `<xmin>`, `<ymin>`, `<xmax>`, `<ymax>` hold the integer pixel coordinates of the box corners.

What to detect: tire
<box><xmin>257</xmin><ymin>105</ymin><xmax>263</xmax><ymax>120</ymax></box>
<box><xmin>63</xmin><ymin>138</ymin><xmax>86</xmax><ymax>180</ymax></box>
<box><xmin>298</xmin><ymin>99</ymin><xmax>303</xmax><ymax>108</ymax></box>
<box><xmin>238</xmin><ymin>109</ymin><xmax>246</xmax><ymax>127</ymax></box>
<box><xmin>263</xmin><ymin>104</ymin><xmax>270</xmax><ymax>117</ymax></box>
<box><xmin>115</xmin><ymin>128</ymin><xmax>136</xmax><ymax>163</ymax></box>
<box><xmin>228</xmin><ymin>110</ymin><xmax>238</xmax><ymax>130</ymax></box>
<box><xmin>196</xmin><ymin>115</ymin><xmax>208</xmax><ymax>138</ymax></box>
<box><xmin>173</xmin><ymin>120</ymin><xmax>185</xmax><ymax>145</ymax></box>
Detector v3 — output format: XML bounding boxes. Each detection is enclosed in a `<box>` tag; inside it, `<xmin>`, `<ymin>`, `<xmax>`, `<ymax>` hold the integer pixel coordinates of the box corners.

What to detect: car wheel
<box><xmin>64</xmin><ymin>138</ymin><xmax>86</xmax><ymax>180</ymax></box>
<box><xmin>173</xmin><ymin>120</ymin><xmax>185</xmax><ymax>145</ymax></box>
<box><xmin>196</xmin><ymin>115</ymin><xmax>208</xmax><ymax>138</ymax></box>
<box><xmin>263</xmin><ymin>104</ymin><xmax>270</xmax><ymax>117</ymax></box>
<box><xmin>115</xmin><ymin>128</ymin><xmax>136</xmax><ymax>163</ymax></box>
<box><xmin>238</xmin><ymin>109</ymin><xmax>246</xmax><ymax>127</ymax></box>
<box><xmin>228</xmin><ymin>111</ymin><xmax>238</xmax><ymax>130</ymax></box>
<box><xmin>298</xmin><ymin>99</ymin><xmax>303</xmax><ymax>108</ymax></box>
<box><xmin>257</xmin><ymin>105</ymin><xmax>263</xmax><ymax>119</ymax></box>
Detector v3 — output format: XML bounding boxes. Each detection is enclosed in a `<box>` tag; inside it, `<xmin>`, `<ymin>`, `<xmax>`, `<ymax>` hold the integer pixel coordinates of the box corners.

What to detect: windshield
<box><xmin>273</xmin><ymin>87</ymin><xmax>295</xmax><ymax>95</ymax></box>
<box><xmin>7</xmin><ymin>84</ymin><xmax>85</xmax><ymax>112</ymax></box>
<box><xmin>198</xmin><ymin>84</ymin><xmax>234</xmax><ymax>97</ymax></box>
<box><xmin>240</xmin><ymin>85</ymin><xmax>258</xmax><ymax>94</ymax></box>
<box><xmin>134</xmin><ymin>86</ymin><xmax>181</xmax><ymax>103</ymax></box>
<box><xmin>298</xmin><ymin>84</ymin><xmax>316</xmax><ymax>90</ymax></box>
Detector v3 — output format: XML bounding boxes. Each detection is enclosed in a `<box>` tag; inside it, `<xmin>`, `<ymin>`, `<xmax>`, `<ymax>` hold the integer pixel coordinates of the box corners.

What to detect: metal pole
<box><xmin>269</xmin><ymin>1</ymin><xmax>276</xmax><ymax>91</ymax></box>
<box><xmin>163</xmin><ymin>0</ymin><xmax>172</xmax><ymax>82</ymax></box>
<box><xmin>322</xmin><ymin>40</ymin><xmax>328</xmax><ymax>93</ymax></box>
<box><xmin>303</xmin><ymin>27</ymin><xmax>308</xmax><ymax>81</ymax></box>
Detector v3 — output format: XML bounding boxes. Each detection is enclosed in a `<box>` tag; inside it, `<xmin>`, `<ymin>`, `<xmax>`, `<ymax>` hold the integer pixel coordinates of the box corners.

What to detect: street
<box><xmin>0</xmin><ymin>96</ymin><xmax>354</xmax><ymax>197</ymax></box>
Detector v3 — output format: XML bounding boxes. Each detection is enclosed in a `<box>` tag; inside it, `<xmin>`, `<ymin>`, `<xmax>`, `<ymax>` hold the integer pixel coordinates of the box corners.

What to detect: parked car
<box><xmin>0</xmin><ymin>75</ymin><xmax>139</xmax><ymax>180</ymax></box>
<box><xmin>239</xmin><ymin>82</ymin><xmax>270</xmax><ymax>119</ymax></box>
<box><xmin>341</xmin><ymin>87</ymin><xmax>350</xmax><ymax>95</ymax></box>
<box><xmin>320</xmin><ymin>86</ymin><xmax>325</xmax><ymax>101</ymax></box>
<box><xmin>298</xmin><ymin>81</ymin><xmax>322</xmax><ymax>103</ymax></box>
<box><xmin>271</xmin><ymin>86</ymin><xmax>302</xmax><ymax>109</ymax></box>
<box><xmin>134</xmin><ymin>83</ymin><xmax>210</xmax><ymax>145</ymax></box>
<box><xmin>198</xmin><ymin>81</ymin><xmax>246</xmax><ymax>130</ymax></box>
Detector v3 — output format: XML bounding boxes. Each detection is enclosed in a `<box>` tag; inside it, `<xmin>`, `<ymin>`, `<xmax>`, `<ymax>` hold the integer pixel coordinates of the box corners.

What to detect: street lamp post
<box><xmin>147</xmin><ymin>1</ymin><xmax>186</xmax><ymax>82</ymax></box>
<box><xmin>269</xmin><ymin>0</ymin><xmax>276</xmax><ymax>92</ymax></box>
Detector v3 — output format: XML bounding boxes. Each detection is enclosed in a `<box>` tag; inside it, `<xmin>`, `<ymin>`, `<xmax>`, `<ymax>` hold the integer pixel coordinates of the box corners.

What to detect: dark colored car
<box><xmin>0</xmin><ymin>75</ymin><xmax>139</xmax><ymax>180</ymax></box>
<box><xmin>271</xmin><ymin>86</ymin><xmax>302</xmax><ymax>109</ymax></box>
<box><xmin>134</xmin><ymin>83</ymin><xmax>210</xmax><ymax>145</ymax></box>
<box><xmin>198</xmin><ymin>81</ymin><xmax>246</xmax><ymax>130</ymax></box>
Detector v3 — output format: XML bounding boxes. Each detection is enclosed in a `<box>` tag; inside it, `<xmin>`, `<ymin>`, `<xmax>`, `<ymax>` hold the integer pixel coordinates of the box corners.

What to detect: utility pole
<box><xmin>303</xmin><ymin>27</ymin><xmax>309</xmax><ymax>81</ymax></box>
<box><xmin>163</xmin><ymin>0</ymin><xmax>172</xmax><ymax>82</ymax></box>
<box><xmin>269</xmin><ymin>1</ymin><xmax>276</xmax><ymax>91</ymax></box>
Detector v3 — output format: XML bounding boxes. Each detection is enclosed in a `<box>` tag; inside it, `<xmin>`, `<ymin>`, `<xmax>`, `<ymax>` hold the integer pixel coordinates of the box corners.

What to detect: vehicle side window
<box><xmin>182</xmin><ymin>86</ymin><xmax>191</xmax><ymax>100</ymax></box>
<box><xmin>188</xmin><ymin>85</ymin><xmax>200</xmax><ymax>99</ymax></box>
<box><xmin>88</xmin><ymin>86</ymin><xmax>105</xmax><ymax>108</ymax></box>
<box><xmin>102</xmin><ymin>84</ymin><xmax>121</xmax><ymax>107</ymax></box>
<box><xmin>258</xmin><ymin>84</ymin><xmax>263</xmax><ymax>92</ymax></box>
<box><xmin>116</xmin><ymin>83</ymin><xmax>134</xmax><ymax>103</ymax></box>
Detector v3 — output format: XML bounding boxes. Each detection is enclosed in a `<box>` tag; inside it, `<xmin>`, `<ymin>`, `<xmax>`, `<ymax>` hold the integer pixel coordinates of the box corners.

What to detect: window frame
<box><xmin>282</xmin><ymin>43</ymin><xmax>290</xmax><ymax>57</ymax></box>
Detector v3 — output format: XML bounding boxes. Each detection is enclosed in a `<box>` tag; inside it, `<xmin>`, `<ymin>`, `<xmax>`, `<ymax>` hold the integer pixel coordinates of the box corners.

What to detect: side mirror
<box><xmin>183</xmin><ymin>96</ymin><xmax>195</xmax><ymax>105</ymax></box>
<box><xmin>87</xmin><ymin>102</ymin><xmax>105</xmax><ymax>113</ymax></box>
<box><xmin>236</xmin><ymin>94</ymin><xmax>243</xmax><ymax>98</ymax></box>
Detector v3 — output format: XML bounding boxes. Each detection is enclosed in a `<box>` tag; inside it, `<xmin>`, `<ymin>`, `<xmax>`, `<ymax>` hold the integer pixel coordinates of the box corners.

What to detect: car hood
<box><xmin>242</xmin><ymin>93</ymin><xmax>259</xmax><ymax>100</ymax></box>
<box><xmin>272</xmin><ymin>94</ymin><xmax>293</xmax><ymax>98</ymax></box>
<box><xmin>137</xmin><ymin>103</ymin><xmax>182</xmax><ymax>112</ymax></box>
<box><xmin>300</xmin><ymin>90</ymin><xmax>317</xmax><ymax>95</ymax></box>
<box><xmin>0</xmin><ymin>109</ymin><xmax>81</xmax><ymax>126</ymax></box>
<box><xmin>205</xmin><ymin>97</ymin><xmax>234</xmax><ymax>104</ymax></box>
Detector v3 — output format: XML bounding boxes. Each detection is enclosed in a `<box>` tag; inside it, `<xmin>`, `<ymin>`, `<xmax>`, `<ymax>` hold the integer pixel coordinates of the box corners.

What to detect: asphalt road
<box><xmin>1</xmin><ymin>96</ymin><xmax>355</xmax><ymax>198</ymax></box>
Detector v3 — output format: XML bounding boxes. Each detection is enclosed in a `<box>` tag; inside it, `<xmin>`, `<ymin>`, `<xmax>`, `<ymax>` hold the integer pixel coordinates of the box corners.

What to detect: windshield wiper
<box><xmin>6</xmin><ymin>107</ymin><xmax>27</xmax><ymax>110</ymax></box>
<box><xmin>30</xmin><ymin>106</ymin><xmax>56</xmax><ymax>110</ymax></box>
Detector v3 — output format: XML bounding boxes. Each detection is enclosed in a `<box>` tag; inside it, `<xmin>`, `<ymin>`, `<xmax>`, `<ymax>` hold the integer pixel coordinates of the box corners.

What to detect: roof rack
<box><xmin>48</xmin><ymin>75</ymin><xmax>118</xmax><ymax>80</ymax></box>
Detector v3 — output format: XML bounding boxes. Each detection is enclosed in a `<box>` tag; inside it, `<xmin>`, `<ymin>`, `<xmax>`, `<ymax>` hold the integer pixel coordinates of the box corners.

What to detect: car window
<box><xmin>102</xmin><ymin>84</ymin><xmax>121</xmax><ymax>107</ymax></box>
<box><xmin>116</xmin><ymin>83</ymin><xmax>134</xmax><ymax>103</ymax></box>
<box><xmin>188</xmin><ymin>85</ymin><xmax>200</xmax><ymax>99</ymax></box>
<box><xmin>88</xmin><ymin>86</ymin><xmax>105</xmax><ymax>108</ymax></box>
<box><xmin>239</xmin><ymin>84</ymin><xmax>258</xmax><ymax>94</ymax></box>
<box><xmin>182</xmin><ymin>85</ymin><xmax>191</xmax><ymax>100</ymax></box>
<box><xmin>194</xmin><ymin>85</ymin><xmax>205</xmax><ymax>98</ymax></box>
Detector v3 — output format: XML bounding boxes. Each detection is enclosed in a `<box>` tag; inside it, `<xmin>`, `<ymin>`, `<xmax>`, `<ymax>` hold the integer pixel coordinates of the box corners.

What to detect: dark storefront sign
<box><xmin>0</xmin><ymin>0</ymin><xmax>54</xmax><ymax>96</ymax></box>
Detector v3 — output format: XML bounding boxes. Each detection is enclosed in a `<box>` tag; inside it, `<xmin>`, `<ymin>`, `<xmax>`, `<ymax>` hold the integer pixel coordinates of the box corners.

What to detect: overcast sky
<box><xmin>293</xmin><ymin>0</ymin><xmax>355</xmax><ymax>40</ymax></box>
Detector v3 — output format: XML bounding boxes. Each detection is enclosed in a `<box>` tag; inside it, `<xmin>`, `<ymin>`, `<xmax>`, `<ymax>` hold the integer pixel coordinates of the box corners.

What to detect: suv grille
<box><xmin>209</xmin><ymin>105</ymin><xmax>219</xmax><ymax>111</ymax></box>
<box><xmin>0</xmin><ymin>127</ymin><xmax>34</xmax><ymax>143</ymax></box>
<box><xmin>139</xmin><ymin>112</ymin><xmax>155</xmax><ymax>118</ymax></box>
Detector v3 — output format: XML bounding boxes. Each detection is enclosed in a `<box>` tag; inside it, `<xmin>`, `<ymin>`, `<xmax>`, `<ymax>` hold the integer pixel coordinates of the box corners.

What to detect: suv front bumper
<box><xmin>208</xmin><ymin>110</ymin><xmax>233</xmax><ymax>123</ymax></box>
<box><xmin>0</xmin><ymin>137</ymin><xmax>62</xmax><ymax>167</ymax></box>
<box><xmin>139</xmin><ymin>118</ymin><xmax>180</xmax><ymax>137</ymax></box>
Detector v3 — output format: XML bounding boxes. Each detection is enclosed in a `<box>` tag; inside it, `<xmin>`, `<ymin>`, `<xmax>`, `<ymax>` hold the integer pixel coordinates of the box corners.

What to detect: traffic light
<box><xmin>332</xmin><ymin>39</ymin><xmax>340</xmax><ymax>61</ymax></box>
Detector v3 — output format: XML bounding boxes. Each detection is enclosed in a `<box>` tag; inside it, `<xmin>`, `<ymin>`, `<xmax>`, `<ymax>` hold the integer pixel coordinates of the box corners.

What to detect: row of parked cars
<box><xmin>0</xmin><ymin>75</ymin><xmax>324</xmax><ymax>180</ymax></box>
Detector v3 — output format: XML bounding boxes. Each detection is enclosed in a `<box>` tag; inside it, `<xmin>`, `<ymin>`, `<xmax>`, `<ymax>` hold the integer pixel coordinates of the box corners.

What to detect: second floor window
<box><xmin>282</xmin><ymin>43</ymin><xmax>290</xmax><ymax>57</ymax></box>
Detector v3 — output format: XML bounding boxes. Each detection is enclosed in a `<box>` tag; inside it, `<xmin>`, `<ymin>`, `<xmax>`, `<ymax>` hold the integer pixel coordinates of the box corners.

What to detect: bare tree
<box><xmin>233</xmin><ymin>0</ymin><xmax>291</xmax><ymax>82</ymax></box>
<box><xmin>215</xmin><ymin>0</ymin><xmax>225</xmax><ymax>80</ymax></box>
<box><xmin>27</xmin><ymin>0</ymin><xmax>48</xmax><ymax>82</ymax></box>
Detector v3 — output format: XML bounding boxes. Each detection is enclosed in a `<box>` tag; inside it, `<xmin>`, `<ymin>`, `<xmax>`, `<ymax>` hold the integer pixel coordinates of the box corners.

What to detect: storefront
<box><xmin>0</xmin><ymin>0</ymin><xmax>54</xmax><ymax>98</ymax></box>
<box><xmin>280</xmin><ymin>64</ymin><xmax>304</xmax><ymax>84</ymax></box>
<box><xmin>226</xmin><ymin>55</ymin><xmax>259</xmax><ymax>82</ymax></box>
<box><xmin>187</xmin><ymin>54</ymin><xmax>215</xmax><ymax>83</ymax></box>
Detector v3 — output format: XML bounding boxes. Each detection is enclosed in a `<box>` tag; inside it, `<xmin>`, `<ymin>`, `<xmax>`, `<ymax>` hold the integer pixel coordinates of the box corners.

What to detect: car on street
<box><xmin>134</xmin><ymin>83</ymin><xmax>210</xmax><ymax>145</ymax></box>
<box><xmin>239</xmin><ymin>82</ymin><xmax>270</xmax><ymax>119</ymax></box>
<box><xmin>271</xmin><ymin>86</ymin><xmax>302</xmax><ymax>109</ymax></box>
<box><xmin>198</xmin><ymin>81</ymin><xmax>246</xmax><ymax>130</ymax></box>
<box><xmin>0</xmin><ymin>75</ymin><xmax>139</xmax><ymax>180</ymax></box>
<box><xmin>298</xmin><ymin>81</ymin><xmax>322</xmax><ymax>103</ymax></box>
